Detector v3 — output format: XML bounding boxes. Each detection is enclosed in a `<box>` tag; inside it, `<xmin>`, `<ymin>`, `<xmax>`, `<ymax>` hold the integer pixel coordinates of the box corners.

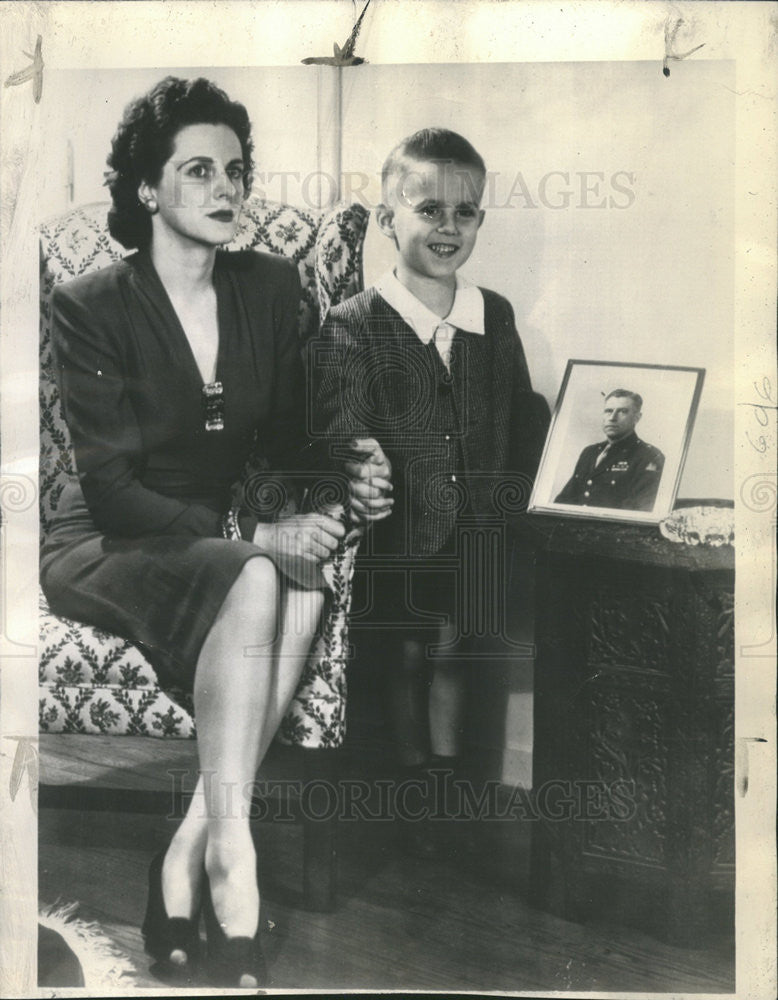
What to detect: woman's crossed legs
<box><xmin>160</xmin><ymin>555</ymin><xmax>324</xmax><ymax>945</ymax></box>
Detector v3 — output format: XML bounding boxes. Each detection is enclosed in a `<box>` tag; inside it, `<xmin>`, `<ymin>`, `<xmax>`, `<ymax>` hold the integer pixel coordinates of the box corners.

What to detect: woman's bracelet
<box><xmin>221</xmin><ymin>506</ymin><xmax>242</xmax><ymax>541</ymax></box>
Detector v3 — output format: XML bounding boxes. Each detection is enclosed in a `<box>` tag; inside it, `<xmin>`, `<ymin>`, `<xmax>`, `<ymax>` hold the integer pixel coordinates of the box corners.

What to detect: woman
<box><xmin>40</xmin><ymin>76</ymin><xmax>390</xmax><ymax>988</ymax></box>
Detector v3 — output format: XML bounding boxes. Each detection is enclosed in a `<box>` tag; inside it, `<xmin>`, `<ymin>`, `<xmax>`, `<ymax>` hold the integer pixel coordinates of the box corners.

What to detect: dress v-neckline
<box><xmin>136</xmin><ymin>250</ymin><xmax>226</xmax><ymax>388</ymax></box>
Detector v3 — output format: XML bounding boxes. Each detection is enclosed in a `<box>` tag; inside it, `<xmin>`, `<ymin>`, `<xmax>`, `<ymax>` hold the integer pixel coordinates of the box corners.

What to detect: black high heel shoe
<box><xmin>202</xmin><ymin>875</ymin><xmax>268</xmax><ymax>988</ymax></box>
<box><xmin>141</xmin><ymin>850</ymin><xmax>201</xmax><ymax>981</ymax></box>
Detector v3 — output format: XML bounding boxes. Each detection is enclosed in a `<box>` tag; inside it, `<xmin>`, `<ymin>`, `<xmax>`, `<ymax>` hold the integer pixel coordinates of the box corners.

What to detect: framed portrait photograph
<box><xmin>528</xmin><ymin>360</ymin><xmax>705</xmax><ymax>524</ymax></box>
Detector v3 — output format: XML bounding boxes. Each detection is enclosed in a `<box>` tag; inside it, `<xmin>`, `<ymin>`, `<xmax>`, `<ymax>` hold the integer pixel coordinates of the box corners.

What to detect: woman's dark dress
<box><xmin>41</xmin><ymin>248</ymin><xmax>305</xmax><ymax>689</ymax></box>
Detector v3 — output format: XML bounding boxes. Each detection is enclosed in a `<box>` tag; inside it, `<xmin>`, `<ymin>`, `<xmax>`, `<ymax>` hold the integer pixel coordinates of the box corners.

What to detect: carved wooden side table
<box><xmin>522</xmin><ymin>516</ymin><xmax>734</xmax><ymax>944</ymax></box>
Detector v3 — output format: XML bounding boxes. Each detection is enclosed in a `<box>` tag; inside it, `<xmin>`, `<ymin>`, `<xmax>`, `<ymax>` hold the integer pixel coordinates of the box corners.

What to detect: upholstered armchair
<box><xmin>39</xmin><ymin>196</ymin><xmax>368</xmax><ymax>742</ymax></box>
<box><xmin>38</xmin><ymin>196</ymin><xmax>369</xmax><ymax>907</ymax></box>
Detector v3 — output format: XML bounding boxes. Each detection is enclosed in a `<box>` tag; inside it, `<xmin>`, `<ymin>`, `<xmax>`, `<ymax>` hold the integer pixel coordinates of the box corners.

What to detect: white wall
<box><xmin>38</xmin><ymin>67</ymin><xmax>321</xmax><ymax>220</ymax></box>
<box><xmin>341</xmin><ymin>61</ymin><xmax>735</xmax><ymax>502</ymax></box>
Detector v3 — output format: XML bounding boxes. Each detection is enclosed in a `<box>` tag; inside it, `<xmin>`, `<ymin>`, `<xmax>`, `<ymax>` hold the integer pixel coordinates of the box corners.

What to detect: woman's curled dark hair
<box><xmin>106</xmin><ymin>76</ymin><xmax>254</xmax><ymax>250</ymax></box>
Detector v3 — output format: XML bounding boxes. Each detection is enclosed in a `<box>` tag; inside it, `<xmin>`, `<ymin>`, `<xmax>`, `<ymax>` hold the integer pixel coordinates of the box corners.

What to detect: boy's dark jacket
<box><xmin>311</xmin><ymin>286</ymin><xmax>550</xmax><ymax>557</ymax></box>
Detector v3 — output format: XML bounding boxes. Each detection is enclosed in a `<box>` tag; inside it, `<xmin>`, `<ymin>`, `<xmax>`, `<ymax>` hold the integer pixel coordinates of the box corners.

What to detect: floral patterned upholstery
<box><xmin>39</xmin><ymin>196</ymin><xmax>369</xmax><ymax>745</ymax></box>
<box><xmin>39</xmin><ymin>592</ymin><xmax>197</xmax><ymax>738</ymax></box>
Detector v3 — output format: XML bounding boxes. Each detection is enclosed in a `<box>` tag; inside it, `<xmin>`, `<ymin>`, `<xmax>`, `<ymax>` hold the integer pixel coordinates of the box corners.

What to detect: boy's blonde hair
<box><xmin>381</xmin><ymin>127</ymin><xmax>487</xmax><ymax>205</ymax></box>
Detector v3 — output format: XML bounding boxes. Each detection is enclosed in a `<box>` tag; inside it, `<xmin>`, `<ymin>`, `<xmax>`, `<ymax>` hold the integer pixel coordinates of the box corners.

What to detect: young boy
<box><xmin>312</xmin><ymin>128</ymin><xmax>549</xmax><ymax>856</ymax></box>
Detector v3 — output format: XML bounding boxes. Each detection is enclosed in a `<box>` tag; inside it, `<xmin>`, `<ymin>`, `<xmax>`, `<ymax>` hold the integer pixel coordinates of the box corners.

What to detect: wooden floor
<box><xmin>38</xmin><ymin>737</ymin><xmax>735</xmax><ymax>994</ymax></box>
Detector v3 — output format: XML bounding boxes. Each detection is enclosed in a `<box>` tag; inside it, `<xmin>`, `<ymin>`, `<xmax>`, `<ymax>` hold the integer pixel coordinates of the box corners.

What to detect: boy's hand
<box><xmin>344</xmin><ymin>437</ymin><xmax>393</xmax><ymax>525</ymax></box>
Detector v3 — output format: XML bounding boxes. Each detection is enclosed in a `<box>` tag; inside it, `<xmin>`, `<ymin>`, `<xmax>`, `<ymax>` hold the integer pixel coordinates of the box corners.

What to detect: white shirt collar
<box><xmin>374</xmin><ymin>269</ymin><xmax>485</xmax><ymax>344</ymax></box>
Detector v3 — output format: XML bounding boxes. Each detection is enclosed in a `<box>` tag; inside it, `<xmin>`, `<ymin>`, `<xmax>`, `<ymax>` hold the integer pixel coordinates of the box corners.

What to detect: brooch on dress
<box><xmin>202</xmin><ymin>381</ymin><xmax>225</xmax><ymax>432</ymax></box>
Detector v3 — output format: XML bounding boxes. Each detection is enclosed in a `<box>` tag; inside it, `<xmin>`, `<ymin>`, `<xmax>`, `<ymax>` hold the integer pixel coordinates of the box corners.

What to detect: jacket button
<box><xmin>586</xmin><ymin>479</ymin><xmax>592</xmax><ymax>485</ymax></box>
<box><xmin>584</xmin><ymin>491</ymin><xmax>590</xmax><ymax>498</ymax></box>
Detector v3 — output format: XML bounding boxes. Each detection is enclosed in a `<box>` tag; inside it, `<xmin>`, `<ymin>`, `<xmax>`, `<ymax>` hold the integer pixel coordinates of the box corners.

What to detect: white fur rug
<box><xmin>39</xmin><ymin>902</ymin><xmax>137</xmax><ymax>990</ymax></box>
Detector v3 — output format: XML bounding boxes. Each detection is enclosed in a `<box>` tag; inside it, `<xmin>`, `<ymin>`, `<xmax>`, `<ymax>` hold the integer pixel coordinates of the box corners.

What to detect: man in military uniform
<box><xmin>555</xmin><ymin>389</ymin><xmax>665</xmax><ymax>511</ymax></box>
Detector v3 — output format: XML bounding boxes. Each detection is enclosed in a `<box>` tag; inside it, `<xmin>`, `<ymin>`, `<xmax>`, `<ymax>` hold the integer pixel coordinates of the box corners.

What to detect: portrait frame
<box><xmin>528</xmin><ymin>359</ymin><xmax>706</xmax><ymax>524</ymax></box>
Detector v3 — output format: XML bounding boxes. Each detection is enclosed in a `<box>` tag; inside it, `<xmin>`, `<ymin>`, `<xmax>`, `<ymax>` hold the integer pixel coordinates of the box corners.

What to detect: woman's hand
<box><xmin>344</xmin><ymin>438</ymin><xmax>393</xmax><ymax>525</ymax></box>
<box><xmin>252</xmin><ymin>510</ymin><xmax>346</xmax><ymax>588</ymax></box>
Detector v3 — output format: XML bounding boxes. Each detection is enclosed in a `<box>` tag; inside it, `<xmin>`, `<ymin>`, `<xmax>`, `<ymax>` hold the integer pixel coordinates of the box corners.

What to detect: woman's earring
<box><xmin>142</xmin><ymin>199</ymin><xmax>158</xmax><ymax>215</ymax></box>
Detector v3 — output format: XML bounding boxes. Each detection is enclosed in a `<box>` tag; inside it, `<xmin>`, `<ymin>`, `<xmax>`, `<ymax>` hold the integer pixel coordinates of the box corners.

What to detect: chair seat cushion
<box><xmin>39</xmin><ymin>683</ymin><xmax>197</xmax><ymax>739</ymax></box>
<box><xmin>38</xmin><ymin>536</ymin><xmax>357</xmax><ymax>745</ymax></box>
<box><xmin>39</xmin><ymin>592</ymin><xmax>196</xmax><ymax>738</ymax></box>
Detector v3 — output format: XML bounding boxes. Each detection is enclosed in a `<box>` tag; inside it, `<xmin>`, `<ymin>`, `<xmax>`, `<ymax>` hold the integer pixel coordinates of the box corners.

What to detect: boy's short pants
<box><xmin>354</xmin><ymin>530</ymin><xmax>462</xmax><ymax>647</ymax></box>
